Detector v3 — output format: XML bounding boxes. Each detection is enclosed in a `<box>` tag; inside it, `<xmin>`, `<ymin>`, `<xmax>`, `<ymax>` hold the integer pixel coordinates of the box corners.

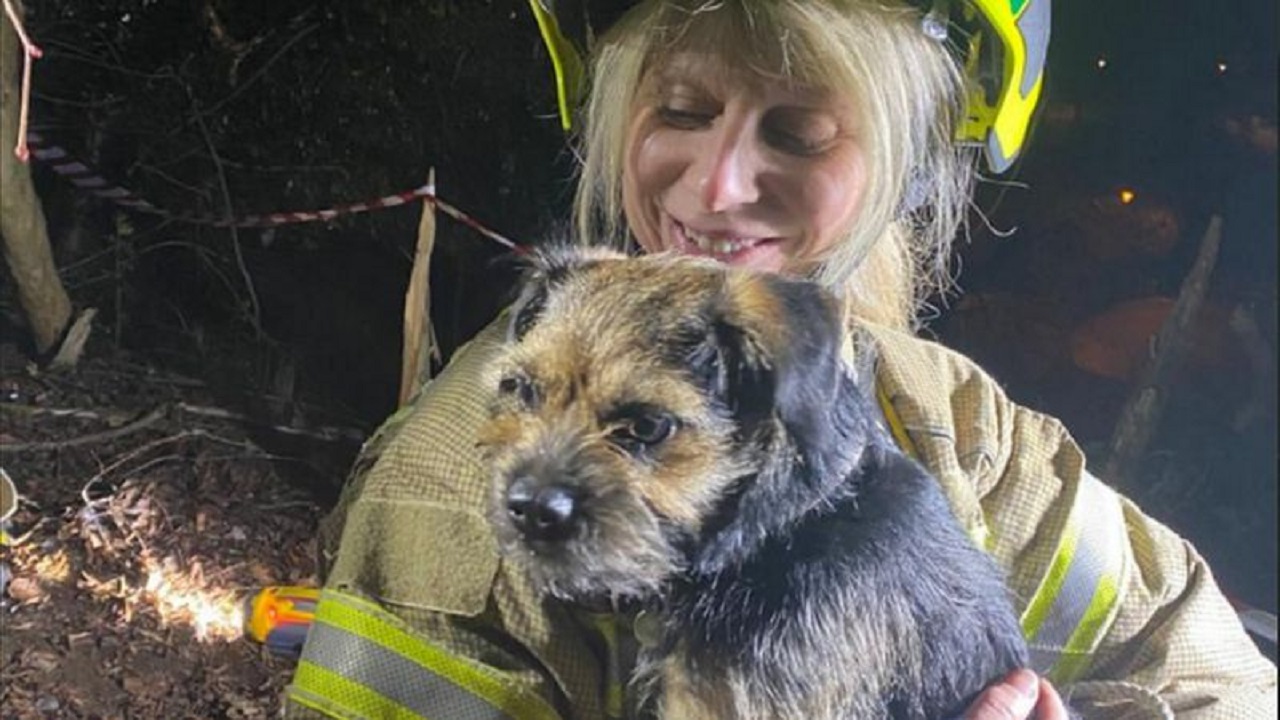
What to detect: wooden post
<box><xmin>398</xmin><ymin>169</ymin><xmax>441</xmax><ymax>408</ymax></box>
<box><xmin>1104</xmin><ymin>215</ymin><xmax>1224</xmax><ymax>485</ymax></box>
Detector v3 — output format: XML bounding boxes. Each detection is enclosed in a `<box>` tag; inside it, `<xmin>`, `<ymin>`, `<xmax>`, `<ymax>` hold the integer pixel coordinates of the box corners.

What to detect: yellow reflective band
<box><xmin>1020</xmin><ymin>517</ymin><xmax>1080</xmax><ymax>641</ymax></box>
<box><xmin>291</xmin><ymin>590</ymin><xmax>562</xmax><ymax>720</ymax></box>
<box><xmin>1052</xmin><ymin>572</ymin><xmax>1119</xmax><ymax>683</ymax></box>
<box><xmin>291</xmin><ymin>661</ymin><xmax>422</xmax><ymax>720</ymax></box>
<box><xmin>875</xmin><ymin>384</ymin><xmax>919</xmax><ymax>460</ymax></box>
<box><xmin>585</xmin><ymin>613</ymin><xmax>625</xmax><ymax>719</ymax></box>
<box><xmin>1021</xmin><ymin>471</ymin><xmax>1128</xmax><ymax>683</ymax></box>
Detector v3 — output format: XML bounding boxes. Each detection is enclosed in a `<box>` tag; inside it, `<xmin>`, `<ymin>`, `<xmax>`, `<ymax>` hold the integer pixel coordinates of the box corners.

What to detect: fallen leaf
<box><xmin>7</xmin><ymin>575</ymin><xmax>44</xmax><ymax>602</ymax></box>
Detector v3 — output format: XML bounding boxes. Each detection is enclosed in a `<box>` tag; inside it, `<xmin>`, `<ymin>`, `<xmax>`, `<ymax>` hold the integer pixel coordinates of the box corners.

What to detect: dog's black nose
<box><xmin>506</xmin><ymin>477</ymin><xmax>580</xmax><ymax>541</ymax></box>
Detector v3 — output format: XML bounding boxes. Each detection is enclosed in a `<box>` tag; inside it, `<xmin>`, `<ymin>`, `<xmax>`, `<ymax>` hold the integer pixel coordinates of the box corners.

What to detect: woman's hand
<box><xmin>963</xmin><ymin>668</ymin><xmax>1071</xmax><ymax>719</ymax></box>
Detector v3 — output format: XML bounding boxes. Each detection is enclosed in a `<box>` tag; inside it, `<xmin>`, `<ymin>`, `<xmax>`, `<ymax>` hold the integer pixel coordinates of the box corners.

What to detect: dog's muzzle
<box><xmin>505</xmin><ymin>476</ymin><xmax>582</xmax><ymax>542</ymax></box>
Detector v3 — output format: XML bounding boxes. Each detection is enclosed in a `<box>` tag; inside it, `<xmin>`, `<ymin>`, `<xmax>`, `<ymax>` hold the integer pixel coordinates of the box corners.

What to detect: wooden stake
<box><xmin>399</xmin><ymin>169</ymin><xmax>441</xmax><ymax>408</ymax></box>
<box><xmin>1104</xmin><ymin>215</ymin><xmax>1223</xmax><ymax>484</ymax></box>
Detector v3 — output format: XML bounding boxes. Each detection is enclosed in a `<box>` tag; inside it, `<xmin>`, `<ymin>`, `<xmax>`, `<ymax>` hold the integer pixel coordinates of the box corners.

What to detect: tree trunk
<box><xmin>2</xmin><ymin>5</ymin><xmax>71</xmax><ymax>356</ymax></box>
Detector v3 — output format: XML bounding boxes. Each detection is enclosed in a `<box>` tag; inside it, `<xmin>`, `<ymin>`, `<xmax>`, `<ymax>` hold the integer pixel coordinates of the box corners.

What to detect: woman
<box><xmin>283</xmin><ymin>2</ymin><xmax>1276</xmax><ymax>718</ymax></box>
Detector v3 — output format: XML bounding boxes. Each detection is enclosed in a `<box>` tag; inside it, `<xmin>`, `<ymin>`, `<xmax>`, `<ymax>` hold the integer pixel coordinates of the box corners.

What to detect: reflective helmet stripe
<box><xmin>527</xmin><ymin>0</ymin><xmax>585</xmax><ymax>132</ymax></box>
<box><xmin>287</xmin><ymin>590</ymin><xmax>561</xmax><ymax>720</ymax></box>
<box><xmin>1021</xmin><ymin>470</ymin><xmax>1128</xmax><ymax>683</ymax></box>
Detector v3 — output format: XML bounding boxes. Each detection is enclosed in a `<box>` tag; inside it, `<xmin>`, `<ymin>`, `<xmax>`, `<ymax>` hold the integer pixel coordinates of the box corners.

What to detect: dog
<box><xmin>478</xmin><ymin>248</ymin><xmax>1030</xmax><ymax>719</ymax></box>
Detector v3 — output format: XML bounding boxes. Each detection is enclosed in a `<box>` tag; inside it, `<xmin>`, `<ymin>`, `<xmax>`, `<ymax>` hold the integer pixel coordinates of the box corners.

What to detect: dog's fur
<box><xmin>478</xmin><ymin>248</ymin><xmax>1029</xmax><ymax>719</ymax></box>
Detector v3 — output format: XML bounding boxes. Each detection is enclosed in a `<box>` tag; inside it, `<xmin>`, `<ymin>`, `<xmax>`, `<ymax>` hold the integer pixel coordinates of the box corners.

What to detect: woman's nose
<box><xmin>696</xmin><ymin>120</ymin><xmax>761</xmax><ymax>213</ymax></box>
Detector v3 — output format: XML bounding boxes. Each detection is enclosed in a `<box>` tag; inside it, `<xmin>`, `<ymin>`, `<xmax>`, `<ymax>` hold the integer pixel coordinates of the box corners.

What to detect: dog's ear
<box><xmin>692</xmin><ymin>274</ymin><xmax>877</xmax><ymax>575</ymax></box>
<box><xmin>507</xmin><ymin>244</ymin><xmax>620</xmax><ymax>342</ymax></box>
<box><xmin>508</xmin><ymin>275</ymin><xmax>552</xmax><ymax>343</ymax></box>
<box><xmin>762</xmin><ymin>276</ymin><xmax>862</xmax><ymax>473</ymax></box>
<box><xmin>681</xmin><ymin>317</ymin><xmax>775</xmax><ymax>429</ymax></box>
<box><xmin>704</xmin><ymin>274</ymin><xmax>855</xmax><ymax>457</ymax></box>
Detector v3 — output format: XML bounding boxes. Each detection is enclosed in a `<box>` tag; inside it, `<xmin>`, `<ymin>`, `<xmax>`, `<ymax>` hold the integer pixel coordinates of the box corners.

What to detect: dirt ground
<box><xmin>1</xmin><ymin>340</ymin><xmax>355</xmax><ymax>719</ymax></box>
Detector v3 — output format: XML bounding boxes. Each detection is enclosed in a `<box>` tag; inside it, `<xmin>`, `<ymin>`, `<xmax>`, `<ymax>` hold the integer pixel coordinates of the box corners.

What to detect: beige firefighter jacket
<box><xmin>284</xmin><ymin>314</ymin><xmax>1276</xmax><ymax>719</ymax></box>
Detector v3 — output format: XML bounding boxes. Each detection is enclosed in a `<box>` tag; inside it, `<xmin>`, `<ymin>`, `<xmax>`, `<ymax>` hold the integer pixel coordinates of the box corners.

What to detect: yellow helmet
<box><xmin>953</xmin><ymin>0</ymin><xmax>1052</xmax><ymax>173</ymax></box>
<box><xmin>527</xmin><ymin>0</ymin><xmax>1051</xmax><ymax>174</ymax></box>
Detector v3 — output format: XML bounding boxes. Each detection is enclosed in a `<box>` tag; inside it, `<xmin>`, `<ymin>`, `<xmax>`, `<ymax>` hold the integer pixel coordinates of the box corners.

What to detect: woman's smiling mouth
<box><xmin>668</xmin><ymin>216</ymin><xmax>781</xmax><ymax>263</ymax></box>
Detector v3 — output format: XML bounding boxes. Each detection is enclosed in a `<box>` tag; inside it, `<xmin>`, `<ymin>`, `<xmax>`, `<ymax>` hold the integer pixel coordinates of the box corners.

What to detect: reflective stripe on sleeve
<box><xmin>875</xmin><ymin>383</ymin><xmax>920</xmax><ymax>460</ymax></box>
<box><xmin>1021</xmin><ymin>470</ymin><xmax>1129</xmax><ymax>683</ymax></box>
<box><xmin>583</xmin><ymin>613</ymin><xmax>625</xmax><ymax>719</ymax></box>
<box><xmin>286</xmin><ymin>590</ymin><xmax>561</xmax><ymax>720</ymax></box>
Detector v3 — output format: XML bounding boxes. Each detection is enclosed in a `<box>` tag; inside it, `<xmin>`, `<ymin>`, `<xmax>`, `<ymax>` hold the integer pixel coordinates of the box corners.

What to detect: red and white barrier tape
<box><xmin>25</xmin><ymin>131</ymin><xmax>525</xmax><ymax>252</ymax></box>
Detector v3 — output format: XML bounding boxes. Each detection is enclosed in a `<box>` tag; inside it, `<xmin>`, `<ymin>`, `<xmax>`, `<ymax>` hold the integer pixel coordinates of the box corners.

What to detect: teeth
<box><xmin>686</xmin><ymin>228</ymin><xmax>748</xmax><ymax>255</ymax></box>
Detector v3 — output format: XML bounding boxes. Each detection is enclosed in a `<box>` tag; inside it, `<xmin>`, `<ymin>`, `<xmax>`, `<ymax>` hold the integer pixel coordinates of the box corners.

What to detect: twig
<box><xmin>114</xmin><ymin>222</ymin><xmax>125</xmax><ymax>346</ymax></box>
<box><xmin>31</xmin><ymin>40</ymin><xmax>159</xmax><ymax>78</ymax></box>
<box><xmin>56</xmin><ymin>243</ymin><xmax>117</xmax><ymax>274</ymax></box>
<box><xmin>2</xmin><ymin>0</ymin><xmax>42</xmax><ymax>161</ymax></box>
<box><xmin>173</xmin><ymin>402</ymin><xmax>365</xmax><ymax>442</ymax></box>
<box><xmin>2</xmin><ymin>405</ymin><xmax>167</xmax><ymax>453</ymax></box>
<box><xmin>1</xmin><ymin>401</ymin><xmax>365</xmax><ymax>444</ymax></box>
<box><xmin>134</xmin><ymin>160</ymin><xmax>218</xmax><ymax>199</ymax></box>
<box><xmin>197</xmin><ymin>21</ymin><xmax>319</xmax><ymax>120</ymax></box>
<box><xmin>136</xmin><ymin>240</ymin><xmax>243</xmax><ymax>313</ymax></box>
<box><xmin>186</xmin><ymin>92</ymin><xmax>264</xmax><ymax>339</ymax></box>
<box><xmin>256</xmin><ymin>500</ymin><xmax>317</xmax><ymax>511</ymax></box>
<box><xmin>76</xmin><ymin>363</ymin><xmax>207</xmax><ymax>389</ymax></box>
<box><xmin>7</xmin><ymin>516</ymin><xmax>51</xmax><ymax>545</ymax></box>
<box><xmin>77</xmin><ymin>428</ymin><xmax>249</xmax><ymax>495</ymax></box>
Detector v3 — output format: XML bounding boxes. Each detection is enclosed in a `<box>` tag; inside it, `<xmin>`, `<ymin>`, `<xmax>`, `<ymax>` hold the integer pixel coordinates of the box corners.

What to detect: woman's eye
<box><xmin>764</xmin><ymin>109</ymin><xmax>840</xmax><ymax>156</ymax></box>
<box><xmin>657</xmin><ymin>106</ymin><xmax>714</xmax><ymax>130</ymax></box>
<box><xmin>765</xmin><ymin>128</ymin><xmax>832</xmax><ymax>156</ymax></box>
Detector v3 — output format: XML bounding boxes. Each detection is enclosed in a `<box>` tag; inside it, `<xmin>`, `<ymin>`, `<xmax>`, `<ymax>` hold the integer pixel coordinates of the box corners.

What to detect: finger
<box><xmin>1034</xmin><ymin>677</ymin><xmax>1073</xmax><ymax>720</ymax></box>
<box><xmin>963</xmin><ymin>668</ymin><xmax>1041</xmax><ymax>719</ymax></box>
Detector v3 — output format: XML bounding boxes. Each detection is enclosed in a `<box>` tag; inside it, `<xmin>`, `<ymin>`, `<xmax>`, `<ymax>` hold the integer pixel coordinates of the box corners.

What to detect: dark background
<box><xmin>8</xmin><ymin>0</ymin><xmax>1277</xmax><ymax>613</ymax></box>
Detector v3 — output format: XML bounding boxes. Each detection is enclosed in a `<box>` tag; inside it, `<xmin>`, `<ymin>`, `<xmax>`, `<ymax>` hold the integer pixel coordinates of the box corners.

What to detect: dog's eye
<box><xmin>497</xmin><ymin>374</ymin><xmax>538</xmax><ymax>408</ymax></box>
<box><xmin>611</xmin><ymin>413</ymin><xmax>678</xmax><ymax>450</ymax></box>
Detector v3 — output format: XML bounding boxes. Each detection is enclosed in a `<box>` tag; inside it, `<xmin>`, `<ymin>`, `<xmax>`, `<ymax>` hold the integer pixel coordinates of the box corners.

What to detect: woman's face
<box><xmin>623</xmin><ymin>53</ymin><xmax>868</xmax><ymax>275</ymax></box>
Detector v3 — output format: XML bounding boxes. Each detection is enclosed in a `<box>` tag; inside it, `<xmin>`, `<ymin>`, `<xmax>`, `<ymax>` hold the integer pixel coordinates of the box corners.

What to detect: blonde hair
<box><xmin>571</xmin><ymin>0</ymin><xmax>977</xmax><ymax>330</ymax></box>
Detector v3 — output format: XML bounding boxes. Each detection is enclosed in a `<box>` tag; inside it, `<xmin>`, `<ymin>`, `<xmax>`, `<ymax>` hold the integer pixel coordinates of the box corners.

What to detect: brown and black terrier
<box><xmin>478</xmin><ymin>248</ymin><xmax>1029</xmax><ymax>719</ymax></box>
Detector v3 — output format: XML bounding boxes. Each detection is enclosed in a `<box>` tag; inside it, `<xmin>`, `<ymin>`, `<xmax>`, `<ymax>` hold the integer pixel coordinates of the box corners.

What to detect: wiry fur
<box><xmin>478</xmin><ymin>248</ymin><xmax>1029</xmax><ymax>719</ymax></box>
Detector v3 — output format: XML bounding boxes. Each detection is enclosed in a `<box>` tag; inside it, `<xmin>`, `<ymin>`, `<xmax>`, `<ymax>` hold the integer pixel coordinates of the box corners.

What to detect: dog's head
<box><xmin>477</xmin><ymin>248</ymin><xmax>881</xmax><ymax>601</ymax></box>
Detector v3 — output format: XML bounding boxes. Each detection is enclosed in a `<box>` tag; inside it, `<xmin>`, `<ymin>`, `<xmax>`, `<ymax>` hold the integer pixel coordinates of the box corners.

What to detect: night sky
<box><xmin>1029</xmin><ymin>0</ymin><xmax>1276</xmax><ymax>274</ymax></box>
